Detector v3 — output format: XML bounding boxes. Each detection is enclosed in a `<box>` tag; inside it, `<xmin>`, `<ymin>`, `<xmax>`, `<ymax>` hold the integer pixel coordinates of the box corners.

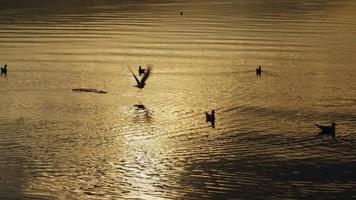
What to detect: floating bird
<box><xmin>180</xmin><ymin>12</ymin><xmax>183</xmax><ymax>15</ymax></box>
<box><xmin>1</xmin><ymin>64</ymin><xmax>7</xmax><ymax>76</ymax></box>
<box><xmin>315</xmin><ymin>122</ymin><xmax>336</xmax><ymax>138</ymax></box>
<box><xmin>138</xmin><ymin>66</ymin><xmax>145</xmax><ymax>76</ymax></box>
<box><xmin>206</xmin><ymin>110</ymin><xmax>216</xmax><ymax>128</ymax></box>
<box><xmin>129</xmin><ymin>66</ymin><xmax>151</xmax><ymax>90</ymax></box>
<box><xmin>256</xmin><ymin>65</ymin><xmax>262</xmax><ymax>77</ymax></box>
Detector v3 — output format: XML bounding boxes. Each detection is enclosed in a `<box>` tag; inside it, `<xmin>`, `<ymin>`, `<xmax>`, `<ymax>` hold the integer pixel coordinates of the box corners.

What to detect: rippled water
<box><xmin>1</xmin><ymin>0</ymin><xmax>356</xmax><ymax>199</ymax></box>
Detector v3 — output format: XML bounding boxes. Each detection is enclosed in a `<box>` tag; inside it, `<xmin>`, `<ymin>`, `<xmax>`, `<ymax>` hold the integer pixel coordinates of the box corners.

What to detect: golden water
<box><xmin>1</xmin><ymin>0</ymin><xmax>356</xmax><ymax>199</ymax></box>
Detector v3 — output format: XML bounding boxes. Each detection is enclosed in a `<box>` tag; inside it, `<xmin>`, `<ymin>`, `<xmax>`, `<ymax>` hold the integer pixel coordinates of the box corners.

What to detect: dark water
<box><xmin>1</xmin><ymin>0</ymin><xmax>356</xmax><ymax>199</ymax></box>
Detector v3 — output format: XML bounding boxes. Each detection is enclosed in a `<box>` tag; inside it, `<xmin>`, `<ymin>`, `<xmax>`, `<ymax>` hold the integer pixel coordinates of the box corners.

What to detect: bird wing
<box><xmin>315</xmin><ymin>124</ymin><xmax>322</xmax><ymax>129</ymax></box>
<box><xmin>316</xmin><ymin>124</ymin><xmax>327</xmax><ymax>130</ymax></box>
<box><xmin>132</xmin><ymin>73</ymin><xmax>140</xmax><ymax>85</ymax></box>
<box><xmin>140</xmin><ymin>66</ymin><xmax>151</xmax><ymax>84</ymax></box>
<box><xmin>127</xmin><ymin>66</ymin><xmax>140</xmax><ymax>85</ymax></box>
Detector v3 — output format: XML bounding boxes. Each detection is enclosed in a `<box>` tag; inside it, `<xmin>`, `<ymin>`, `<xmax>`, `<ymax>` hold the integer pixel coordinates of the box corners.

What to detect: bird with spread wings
<box><xmin>128</xmin><ymin>65</ymin><xmax>151</xmax><ymax>90</ymax></box>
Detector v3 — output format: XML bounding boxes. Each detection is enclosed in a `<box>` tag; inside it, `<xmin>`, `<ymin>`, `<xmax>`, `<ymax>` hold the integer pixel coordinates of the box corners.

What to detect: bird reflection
<box><xmin>134</xmin><ymin>103</ymin><xmax>146</xmax><ymax>110</ymax></box>
<box><xmin>206</xmin><ymin>110</ymin><xmax>216</xmax><ymax>128</ymax></box>
<box><xmin>133</xmin><ymin>103</ymin><xmax>152</xmax><ymax>123</ymax></box>
<box><xmin>315</xmin><ymin>122</ymin><xmax>336</xmax><ymax>138</ymax></box>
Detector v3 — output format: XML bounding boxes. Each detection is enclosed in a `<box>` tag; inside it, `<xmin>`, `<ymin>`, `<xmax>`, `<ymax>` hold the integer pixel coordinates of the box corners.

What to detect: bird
<box><xmin>180</xmin><ymin>12</ymin><xmax>183</xmax><ymax>15</ymax></box>
<box><xmin>138</xmin><ymin>66</ymin><xmax>145</xmax><ymax>76</ymax></box>
<box><xmin>315</xmin><ymin>122</ymin><xmax>336</xmax><ymax>138</ymax></box>
<box><xmin>206</xmin><ymin>110</ymin><xmax>216</xmax><ymax>128</ymax></box>
<box><xmin>256</xmin><ymin>65</ymin><xmax>262</xmax><ymax>77</ymax></box>
<box><xmin>128</xmin><ymin>66</ymin><xmax>151</xmax><ymax>90</ymax></box>
<box><xmin>1</xmin><ymin>64</ymin><xmax>7</xmax><ymax>76</ymax></box>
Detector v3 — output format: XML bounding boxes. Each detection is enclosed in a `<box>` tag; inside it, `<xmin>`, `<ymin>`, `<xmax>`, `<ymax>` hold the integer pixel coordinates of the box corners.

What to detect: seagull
<box><xmin>128</xmin><ymin>66</ymin><xmax>151</xmax><ymax>90</ymax></box>
<box><xmin>315</xmin><ymin>122</ymin><xmax>336</xmax><ymax>138</ymax></box>
<box><xmin>1</xmin><ymin>64</ymin><xmax>7</xmax><ymax>75</ymax></box>
<box><xmin>206</xmin><ymin>110</ymin><xmax>216</xmax><ymax>128</ymax></box>
<box><xmin>256</xmin><ymin>65</ymin><xmax>262</xmax><ymax>77</ymax></box>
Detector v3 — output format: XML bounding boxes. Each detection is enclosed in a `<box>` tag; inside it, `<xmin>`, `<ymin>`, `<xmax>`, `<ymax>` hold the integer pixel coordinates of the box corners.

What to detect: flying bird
<box><xmin>315</xmin><ymin>122</ymin><xmax>336</xmax><ymax>138</ymax></box>
<box><xmin>128</xmin><ymin>65</ymin><xmax>151</xmax><ymax>90</ymax></box>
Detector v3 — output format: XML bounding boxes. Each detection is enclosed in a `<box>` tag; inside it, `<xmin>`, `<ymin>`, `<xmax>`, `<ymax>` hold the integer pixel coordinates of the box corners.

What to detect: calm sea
<box><xmin>1</xmin><ymin>0</ymin><xmax>356</xmax><ymax>199</ymax></box>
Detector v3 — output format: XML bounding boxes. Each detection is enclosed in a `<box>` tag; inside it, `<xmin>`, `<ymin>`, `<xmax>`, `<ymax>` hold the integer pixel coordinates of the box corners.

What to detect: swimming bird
<box><xmin>315</xmin><ymin>122</ymin><xmax>336</xmax><ymax>138</ymax></box>
<box><xmin>129</xmin><ymin>66</ymin><xmax>151</xmax><ymax>90</ymax></box>
<box><xmin>1</xmin><ymin>64</ymin><xmax>7</xmax><ymax>75</ymax></box>
<box><xmin>138</xmin><ymin>66</ymin><xmax>145</xmax><ymax>76</ymax></box>
<box><xmin>206</xmin><ymin>110</ymin><xmax>216</xmax><ymax>128</ymax></box>
<box><xmin>256</xmin><ymin>65</ymin><xmax>262</xmax><ymax>77</ymax></box>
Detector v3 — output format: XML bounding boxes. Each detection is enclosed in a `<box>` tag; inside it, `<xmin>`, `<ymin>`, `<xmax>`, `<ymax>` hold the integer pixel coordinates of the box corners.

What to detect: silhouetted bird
<box><xmin>129</xmin><ymin>66</ymin><xmax>151</xmax><ymax>90</ymax></box>
<box><xmin>180</xmin><ymin>12</ymin><xmax>183</xmax><ymax>15</ymax></box>
<box><xmin>315</xmin><ymin>122</ymin><xmax>336</xmax><ymax>138</ymax></box>
<box><xmin>138</xmin><ymin>66</ymin><xmax>145</xmax><ymax>76</ymax></box>
<box><xmin>206</xmin><ymin>110</ymin><xmax>216</xmax><ymax>128</ymax></box>
<box><xmin>256</xmin><ymin>65</ymin><xmax>262</xmax><ymax>77</ymax></box>
<box><xmin>1</xmin><ymin>64</ymin><xmax>7</xmax><ymax>76</ymax></box>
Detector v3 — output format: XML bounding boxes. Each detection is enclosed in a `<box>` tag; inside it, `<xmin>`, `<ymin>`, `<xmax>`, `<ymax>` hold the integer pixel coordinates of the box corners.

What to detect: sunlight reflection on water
<box><xmin>1</xmin><ymin>0</ymin><xmax>356</xmax><ymax>199</ymax></box>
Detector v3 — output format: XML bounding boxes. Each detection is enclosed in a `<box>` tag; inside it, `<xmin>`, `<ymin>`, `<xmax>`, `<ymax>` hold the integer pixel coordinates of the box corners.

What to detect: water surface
<box><xmin>1</xmin><ymin>0</ymin><xmax>356</xmax><ymax>199</ymax></box>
